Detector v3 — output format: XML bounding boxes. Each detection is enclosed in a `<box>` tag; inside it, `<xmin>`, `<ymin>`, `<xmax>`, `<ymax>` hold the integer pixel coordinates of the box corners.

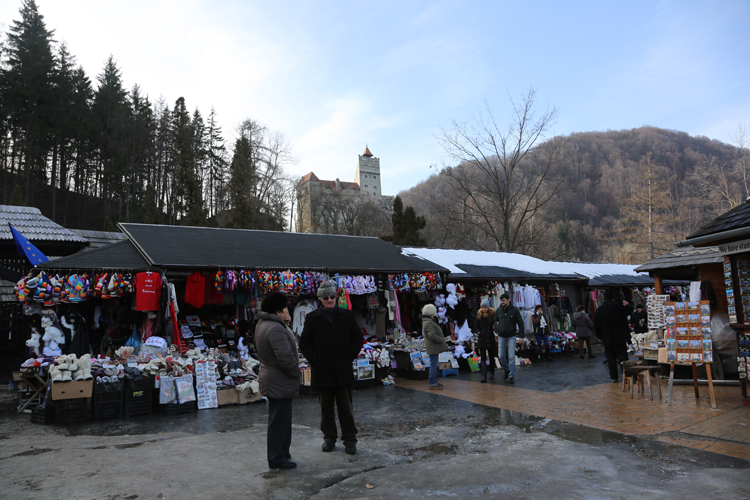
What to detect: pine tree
<box><xmin>228</xmin><ymin>135</ymin><xmax>253</xmax><ymax>228</ymax></box>
<box><xmin>388</xmin><ymin>196</ymin><xmax>427</xmax><ymax>245</ymax></box>
<box><xmin>171</xmin><ymin>97</ymin><xmax>205</xmax><ymax>226</ymax></box>
<box><xmin>205</xmin><ymin>107</ymin><xmax>227</xmax><ymax>218</ymax></box>
<box><xmin>10</xmin><ymin>184</ymin><xmax>23</xmax><ymax>206</ymax></box>
<box><xmin>1</xmin><ymin>0</ymin><xmax>56</xmax><ymax>202</ymax></box>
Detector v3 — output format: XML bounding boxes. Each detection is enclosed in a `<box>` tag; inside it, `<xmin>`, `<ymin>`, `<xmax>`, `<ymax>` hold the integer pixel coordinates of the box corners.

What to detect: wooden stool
<box><xmin>636</xmin><ymin>366</ymin><xmax>662</xmax><ymax>400</ymax></box>
<box><xmin>621</xmin><ymin>360</ymin><xmax>642</xmax><ymax>394</ymax></box>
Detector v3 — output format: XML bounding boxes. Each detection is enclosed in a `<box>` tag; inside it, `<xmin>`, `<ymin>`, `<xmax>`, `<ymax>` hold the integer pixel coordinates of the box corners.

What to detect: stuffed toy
<box><xmin>26</xmin><ymin>328</ymin><xmax>42</xmax><ymax>356</ymax></box>
<box><xmin>41</xmin><ymin>316</ymin><xmax>65</xmax><ymax>347</ymax></box>
<box><xmin>238</xmin><ymin>337</ymin><xmax>249</xmax><ymax>360</ymax></box>
<box><xmin>43</xmin><ymin>340</ymin><xmax>62</xmax><ymax>358</ymax></box>
<box><xmin>445</xmin><ymin>284</ymin><xmax>458</xmax><ymax>309</ymax></box>
<box><xmin>437</xmin><ymin>306</ymin><xmax>447</xmax><ymax>324</ymax></box>
<box><xmin>434</xmin><ymin>294</ymin><xmax>446</xmax><ymax>307</ymax></box>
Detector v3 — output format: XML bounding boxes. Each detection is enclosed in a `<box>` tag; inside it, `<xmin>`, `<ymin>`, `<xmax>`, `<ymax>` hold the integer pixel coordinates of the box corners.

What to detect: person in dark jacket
<box><xmin>492</xmin><ymin>293</ymin><xmax>525</xmax><ymax>384</ymax></box>
<box><xmin>594</xmin><ymin>291</ymin><xmax>634</xmax><ymax>382</ymax></box>
<box><xmin>256</xmin><ymin>292</ymin><xmax>301</xmax><ymax>470</ymax></box>
<box><xmin>299</xmin><ymin>280</ymin><xmax>363</xmax><ymax>455</ymax></box>
<box><xmin>422</xmin><ymin>304</ymin><xmax>449</xmax><ymax>389</ymax></box>
<box><xmin>572</xmin><ymin>305</ymin><xmax>596</xmax><ymax>359</ymax></box>
<box><xmin>476</xmin><ymin>299</ymin><xmax>497</xmax><ymax>383</ymax></box>
<box><xmin>630</xmin><ymin>304</ymin><xmax>648</xmax><ymax>334</ymax></box>
<box><xmin>531</xmin><ymin>305</ymin><xmax>553</xmax><ymax>362</ymax></box>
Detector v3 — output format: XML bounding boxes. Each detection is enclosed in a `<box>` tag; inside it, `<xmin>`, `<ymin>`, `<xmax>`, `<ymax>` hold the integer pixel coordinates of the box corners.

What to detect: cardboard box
<box><xmin>12</xmin><ymin>371</ymin><xmax>22</xmax><ymax>381</ymax></box>
<box><xmin>238</xmin><ymin>388</ymin><xmax>262</xmax><ymax>405</ymax></box>
<box><xmin>51</xmin><ymin>380</ymin><xmax>93</xmax><ymax>400</ymax></box>
<box><xmin>438</xmin><ymin>362</ymin><xmax>452</xmax><ymax>370</ymax></box>
<box><xmin>300</xmin><ymin>369</ymin><xmax>312</xmax><ymax>386</ymax></box>
<box><xmin>217</xmin><ymin>389</ymin><xmax>239</xmax><ymax>406</ymax></box>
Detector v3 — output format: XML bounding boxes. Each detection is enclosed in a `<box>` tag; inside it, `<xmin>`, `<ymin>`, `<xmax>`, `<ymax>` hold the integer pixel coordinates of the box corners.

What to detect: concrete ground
<box><xmin>1</xmin><ymin>354</ymin><xmax>749</xmax><ymax>499</ymax></box>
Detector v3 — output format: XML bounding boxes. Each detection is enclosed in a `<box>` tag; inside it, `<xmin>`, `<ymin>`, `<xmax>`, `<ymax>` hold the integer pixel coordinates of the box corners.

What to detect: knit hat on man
<box><xmin>480</xmin><ymin>298</ymin><xmax>490</xmax><ymax>309</ymax></box>
<box><xmin>422</xmin><ymin>304</ymin><xmax>437</xmax><ymax>317</ymax></box>
<box><xmin>317</xmin><ymin>280</ymin><xmax>337</xmax><ymax>298</ymax></box>
<box><xmin>261</xmin><ymin>292</ymin><xmax>288</xmax><ymax>314</ymax></box>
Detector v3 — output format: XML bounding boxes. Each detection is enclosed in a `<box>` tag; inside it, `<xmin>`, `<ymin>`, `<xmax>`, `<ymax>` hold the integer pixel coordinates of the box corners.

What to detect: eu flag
<box><xmin>8</xmin><ymin>223</ymin><xmax>49</xmax><ymax>265</ymax></box>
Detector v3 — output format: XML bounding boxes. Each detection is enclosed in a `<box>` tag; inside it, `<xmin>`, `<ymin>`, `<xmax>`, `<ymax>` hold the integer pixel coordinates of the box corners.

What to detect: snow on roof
<box><xmin>400</xmin><ymin>247</ymin><xmax>645</xmax><ymax>279</ymax></box>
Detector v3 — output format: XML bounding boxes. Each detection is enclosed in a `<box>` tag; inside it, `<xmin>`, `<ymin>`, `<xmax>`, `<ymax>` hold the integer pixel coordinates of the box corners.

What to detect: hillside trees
<box><xmin>436</xmin><ymin>89</ymin><xmax>563</xmax><ymax>254</ymax></box>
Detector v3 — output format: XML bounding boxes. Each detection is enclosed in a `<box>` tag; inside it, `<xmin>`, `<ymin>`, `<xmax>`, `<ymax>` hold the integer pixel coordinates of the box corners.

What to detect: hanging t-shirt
<box><xmin>292</xmin><ymin>300</ymin><xmax>318</xmax><ymax>335</ymax></box>
<box><xmin>185</xmin><ymin>272</ymin><xmax>206</xmax><ymax>308</ymax></box>
<box><xmin>134</xmin><ymin>272</ymin><xmax>162</xmax><ymax>311</ymax></box>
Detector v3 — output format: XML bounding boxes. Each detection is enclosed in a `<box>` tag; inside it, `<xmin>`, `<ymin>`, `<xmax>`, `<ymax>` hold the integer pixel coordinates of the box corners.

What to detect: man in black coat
<box><xmin>594</xmin><ymin>291</ymin><xmax>634</xmax><ymax>382</ymax></box>
<box><xmin>299</xmin><ymin>280</ymin><xmax>363</xmax><ymax>455</ymax></box>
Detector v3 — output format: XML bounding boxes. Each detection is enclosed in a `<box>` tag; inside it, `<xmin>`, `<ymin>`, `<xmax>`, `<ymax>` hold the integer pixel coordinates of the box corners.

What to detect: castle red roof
<box><xmin>363</xmin><ymin>146</ymin><xmax>373</xmax><ymax>157</ymax></box>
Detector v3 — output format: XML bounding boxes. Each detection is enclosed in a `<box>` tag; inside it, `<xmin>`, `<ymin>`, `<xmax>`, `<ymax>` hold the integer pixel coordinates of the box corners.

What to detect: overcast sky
<box><xmin>2</xmin><ymin>0</ymin><xmax>748</xmax><ymax>196</ymax></box>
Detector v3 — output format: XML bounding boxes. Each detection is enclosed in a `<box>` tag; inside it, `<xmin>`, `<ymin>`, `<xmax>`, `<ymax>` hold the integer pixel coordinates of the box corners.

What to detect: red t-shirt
<box><xmin>134</xmin><ymin>272</ymin><xmax>162</xmax><ymax>311</ymax></box>
<box><xmin>185</xmin><ymin>272</ymin><xmax>205</xmax><ymax>308</ymax></box>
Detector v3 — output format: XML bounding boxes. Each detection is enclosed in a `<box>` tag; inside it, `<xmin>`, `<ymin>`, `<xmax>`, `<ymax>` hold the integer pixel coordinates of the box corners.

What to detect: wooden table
<box><xmin>664</xmin><ymin>361</ymin><xmax>716</xmax><ymax>409</ymax></box>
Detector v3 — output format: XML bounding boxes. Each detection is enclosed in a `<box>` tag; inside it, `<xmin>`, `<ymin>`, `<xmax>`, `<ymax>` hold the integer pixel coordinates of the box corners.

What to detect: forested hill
<box><xmin>399</xmin><ymin>126</ymin><xmax>747</xmax><ymax>264</ymax></box>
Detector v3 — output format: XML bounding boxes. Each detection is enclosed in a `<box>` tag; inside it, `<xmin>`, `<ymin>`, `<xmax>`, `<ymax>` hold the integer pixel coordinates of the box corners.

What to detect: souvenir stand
<box><xmin>12</xmin><ymin>223</ymin><xmax>449</xmax><ymax>423</ymax></box>
<box><xmin>636</xmin><ymin>244</ymin><xmax>735</xmax><ymax>386</ymax></box>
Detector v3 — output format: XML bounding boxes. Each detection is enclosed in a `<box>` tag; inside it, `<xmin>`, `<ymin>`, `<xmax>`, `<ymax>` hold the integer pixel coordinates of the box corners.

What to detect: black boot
<box><xmin>546</xmin><ymin>352</ymin><xmax>553</xmax><ymax>361</ymax></box>
<box><xmin>480</xmin><ymin>363</ymin><xmax>487</xmax><ymax>383</ymax></box>
<box><xmin>489</xmin><ymin>370</ymin><xmax>495</xmax><ymax>380</ymax></box>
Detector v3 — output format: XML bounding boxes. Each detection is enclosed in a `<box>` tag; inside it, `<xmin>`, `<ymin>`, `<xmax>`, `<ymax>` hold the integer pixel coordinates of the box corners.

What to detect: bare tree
<box><xmin>300</xmin><ymin>185</ymin><xmax>390</xmax><ymax>236</ymax></box>
<box><xmin>731</xmin><ymin>124</ymin><xmax>750</xmax><ymax>201</ymax></box>
<box><xmin>436</xmin><ymin>88</ymin><xmax>563</xmax><ymax>255</ymax></box>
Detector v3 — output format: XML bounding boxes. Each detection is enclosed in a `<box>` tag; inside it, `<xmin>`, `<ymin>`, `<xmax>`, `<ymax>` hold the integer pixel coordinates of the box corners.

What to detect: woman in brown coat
<box><xmin>256</xmin><ymin>292</ymin><xmax>302</xmax><ymax>470</ymax></box>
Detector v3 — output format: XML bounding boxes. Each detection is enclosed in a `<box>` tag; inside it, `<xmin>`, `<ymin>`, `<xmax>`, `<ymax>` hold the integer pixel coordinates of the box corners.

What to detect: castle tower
<box><xmin>354</xmin><ymin>145</ymin><xmax>381</xmax><ymax>199</ymax></box>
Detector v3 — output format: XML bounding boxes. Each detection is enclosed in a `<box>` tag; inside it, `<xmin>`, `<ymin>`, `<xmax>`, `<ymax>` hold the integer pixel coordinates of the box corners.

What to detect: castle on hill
<box><xmin>296</xmin><ymin>146</ymin><xmax>394</xmax><ymax>233</ymax></box>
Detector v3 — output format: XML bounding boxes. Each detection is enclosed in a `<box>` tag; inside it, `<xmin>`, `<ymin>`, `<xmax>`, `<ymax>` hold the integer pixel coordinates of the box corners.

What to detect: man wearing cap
<box><xmin>299</xmin><ymin>280</ymin><xmax>363</xmax><ymax>455</ymax></box>
<box><xmin>422</xmin><ymin>303</ymin><xmax>449</xmax><ymax>389</ymax></box>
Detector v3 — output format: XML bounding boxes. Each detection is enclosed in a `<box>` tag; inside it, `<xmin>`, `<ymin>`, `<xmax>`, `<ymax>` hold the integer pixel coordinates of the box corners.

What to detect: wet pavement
<box><xmin>1</xmin><ymin>354</ymin><xmax>749</xmax><ymax>499</ymax></box>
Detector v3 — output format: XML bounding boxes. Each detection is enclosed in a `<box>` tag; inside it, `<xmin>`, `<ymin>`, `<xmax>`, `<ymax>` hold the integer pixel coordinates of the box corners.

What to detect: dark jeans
<box><xmin>480</xmin><ymin>345</ymin><xmax>498</xmax><ymax>374</ymax></box>
<box><xmin>429</xmin><ymin>354</ymin><xmax>440</xmax><ymax>386</ymax></box>
<box><xmin>535</xmin><ymin>334</ymin><xmax>550</xmax><ymax>355</ymax></box>
<box><xmin>316</xmin><ymin>385</ymin><xmax>358</xmax><ymax>444</ymax></box>
<box><xmin>267</xmin><ymin>398</ymin><xmax>293</xmax><ymax>465</ymax></box>
<box><xmin>605</xmin><ymin>343</ymin><xmax>629</xmax><ymax>380</ymax></box>
<box><xmin>579</xmin><ymin>336</ymin><xmax>594</xmax><ymax>356</ymax></box>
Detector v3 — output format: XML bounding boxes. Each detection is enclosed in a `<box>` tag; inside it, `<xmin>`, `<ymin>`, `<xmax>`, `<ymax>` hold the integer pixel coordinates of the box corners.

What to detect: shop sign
<box><xmin>718</xmin><ymin>238</ymin><xmax>750</xmax><ymax>255</ymax></box>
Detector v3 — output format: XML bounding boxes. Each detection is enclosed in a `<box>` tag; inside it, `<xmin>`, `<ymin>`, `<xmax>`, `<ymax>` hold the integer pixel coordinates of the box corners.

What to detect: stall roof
<box><xmin>456</xmin><ymin>264</ymin><xmax>580</xmax><ymax>280</ymax></box>
<box><xmin>69</xmin><ymin>229</ymin><xmax>127</xmax><ymax>249</ymax></box>
<box><xmin>0</xmin><ymin>205</ymin><xmax>88</xmax><ymax>255</ymax></box>
<box><xmin>118</xmin><ymin>223</ymin><xmax>447</xmax><ymax>273</ymax></box>
<box><xmin>36</xmin><ymin>240</ymin><xmax>157</xmax><ymax>271</ymax></box>
<box><xmin>401</xmin><ymin>247</ymin><xmax>646</xmax><ymax>281</ymax></box>
<box><xmin>686</xmin><ymin>200</ymin><xmax>750</xmax><ymax>240</ymax></box>
<box><xmin>634</xmin><ymin>245</ymin><xmax>723</xmax><ymax>272</ymax></box>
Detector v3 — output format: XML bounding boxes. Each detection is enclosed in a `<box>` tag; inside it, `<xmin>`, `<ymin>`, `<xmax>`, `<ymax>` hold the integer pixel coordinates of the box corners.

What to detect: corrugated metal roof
<box><xmin>456</xmin><ymin>264</ymin><xmax>581</xmax><ymax>281</ymax></box>
<box><xmin>69</xmin><ymin>229</ymin><xmax>127</xmax><ymax>248</ymax></box>
<box><xmin>0</xmin><ymin>205</ymin><xmax>87</xmax><ymax>243</ymax></box>
<box><xmin>634</xmin><ymin>245</ymin><xmax>723</xmax><ymax>272</ymax></box>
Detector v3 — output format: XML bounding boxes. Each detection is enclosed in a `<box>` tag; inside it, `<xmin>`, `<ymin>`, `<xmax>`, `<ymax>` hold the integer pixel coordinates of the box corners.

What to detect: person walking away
<box><xmin>493</xmin><ymin>293</ymin><xmax>525</xmax><ymax>384</ymax></box>
<box><xmin>593</xmin><ymin>291</ymin><xmax>634</xmax><ymax>382</ymax></box>
<box><xmin>572</xmin><ymin>305</ymin><xmax>596</xmax><ymax>359</ymax></box>
<box><xmin>476</xmin><ymin>299</ymin><xmax>497</xmax><ymax>382</ymax></box>
<box><xmin>630</xmin><ymin>304</ymin><xmax>648</xmax><ymax>334</ymax></box>
<box><xmin>422</xmin><ymin>304</ymin><xmax>449</xmax><ymax>390</ymax></box>
<box><xmin>531</xmin><ymin>304</ymin><xmax>552</xmax><ymax>362</ymax></box>
<box><xmin>255</xmin><ymin>292</ymin><xmax>301</xmax><ymax>470</ymax></box>
<box><xmin>299</xmin><ymin>280</ymin><xmax>363</xmax><ymax>455</ymax></box>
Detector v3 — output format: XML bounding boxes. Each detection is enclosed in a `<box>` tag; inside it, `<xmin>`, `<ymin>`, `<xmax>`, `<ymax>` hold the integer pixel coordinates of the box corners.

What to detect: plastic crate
<box><xmin>54</xmin><ymin>399</ymin><xmax>88</xmax><ymax>425</ymax></box>
<box><xmin>31</xmin><ymin>405</ymin><xmax>54</xmax><ymax>425</ymax></box>
<box><xmin>93</xmin><ymin>389</ymin><xmax>123</xmax><ymax>406</ymax></box>
<box><xmin>95</xmin><ymin>380</ymin><xmax>123</xmax><ymax>393</ymax></box>
<box><xmin>92</xmin><ymin>401</ymin><xmax>122</xmax><ymax>421</ymax></box>
<box><xmin>123</xmin><ymin>380</ymin><xmax>152</xmax><ymax>417</ymax></box>
<box><xmin>160</xmin><ymin>401</ymin><xmax>197</xmax><ymax>415</ymax></box>
<box><xmin>439</xmin><ymin>368</ymin><xmax>459</xmax><ymax>378</ymax></box>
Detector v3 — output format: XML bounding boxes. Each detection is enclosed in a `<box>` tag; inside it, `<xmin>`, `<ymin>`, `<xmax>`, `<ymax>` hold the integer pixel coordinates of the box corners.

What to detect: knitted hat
<box><xmin>480</xmin><ymin>298</ymin><xmax>490</xmax><ymax>308</ymax></box>
<box><xmin>317</xmin><ymin>280</ymin><xmax>337</xmax><ymax>298</ymax></box>
<box><xmin>261</xmin><ymin>292</ymin><xmax>288</xmax><ymax>314</ymax></box>
<box><xmin>422</xmin><ymin>304</ymin><xmax>437</xmax><ymax>316</ymax></box>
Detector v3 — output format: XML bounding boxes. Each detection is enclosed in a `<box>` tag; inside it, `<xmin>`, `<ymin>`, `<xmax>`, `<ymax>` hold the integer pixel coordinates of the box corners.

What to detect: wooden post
<box><xmin>691</xmin><ymin>363</ymin><xmax>700</xmax><ymax>398</ymax></box>
<box><xmin>654</xmin><ymin>275</ymin><xmax>662</xmax><ymax>295</ymax></box>
<box><xmin>668</xmin><ymin>362</ymin><xmax>675</xmax><ymax>406</ymax></box>
<box><xmin>706</xmin><ymin>363</ymin><xmax>716</xmax><ymax>409</ymax></box>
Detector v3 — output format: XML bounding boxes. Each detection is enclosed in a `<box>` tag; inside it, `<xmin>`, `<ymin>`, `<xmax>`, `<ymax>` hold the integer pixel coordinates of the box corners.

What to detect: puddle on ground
<box><xmin>407</xmin><ymin>443</ymin><xmax>458</xmax><ymax>458</ymax></box>
<box><xmin>114</xmin><ymin>442</ymin><xmax>145</xmax><ymax>449</ymax></box>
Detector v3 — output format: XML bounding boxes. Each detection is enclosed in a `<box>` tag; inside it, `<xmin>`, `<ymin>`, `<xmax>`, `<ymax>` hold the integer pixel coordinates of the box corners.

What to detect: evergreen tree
<box><xmin>140</xmin><ymin>183</ymin><xmax>162</xmax><ymax>224</ymax></box>
<box><xmin>1</xmin><ymin>0</ymin><xmax>56</xmax><ymax>202</ymax></box>
<box><xmin>10</xmin><ymin>185</ymin><xmax>23</xmax><ymax>206</ymax></box>
<box><xmin>171</xmin><ymin>97</ymin><xmax>205</xmax><ymax>226</ymax></box>
<box><xmin>205</xmin><ymin>107</ymin><xmax>227</xmax><ymax>218</ymax></box>
<box><xmin>228</xmin><ymin>135</ymin><xmax>253</xmax><ymax>228</ymax></box>
<box><xmin>389</xmin><ymin>196</ymin><xmax>427</xmax><ymax>246</ymax></box>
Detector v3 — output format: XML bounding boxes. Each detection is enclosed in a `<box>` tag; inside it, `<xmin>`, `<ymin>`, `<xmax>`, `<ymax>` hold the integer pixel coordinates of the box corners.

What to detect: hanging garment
<box><xmin>133</xmin><ymin>272</ymin><xmax>162</xmax><ymax>311</ymax></box>
<box><xmin>689</xmin><ymin>281</ymin><xmax>702</xmax><ymax>302</ymax></box>
<box><xmin>292</xmin><ymin>299</ymin><xmax>318</xmax><ymax>335</ymax></box>
<box><xmin>185</xmin><ymin>272</ymin><xmax>205</xmax><ymax>308</ymax></box>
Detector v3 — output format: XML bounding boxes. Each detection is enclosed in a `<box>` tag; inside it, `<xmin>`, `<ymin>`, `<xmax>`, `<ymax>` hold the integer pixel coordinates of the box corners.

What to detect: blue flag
<box><xmin>9</xmin><ymin>223</ymin><xmax>49</xmax><ymax>265</ymax></box>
